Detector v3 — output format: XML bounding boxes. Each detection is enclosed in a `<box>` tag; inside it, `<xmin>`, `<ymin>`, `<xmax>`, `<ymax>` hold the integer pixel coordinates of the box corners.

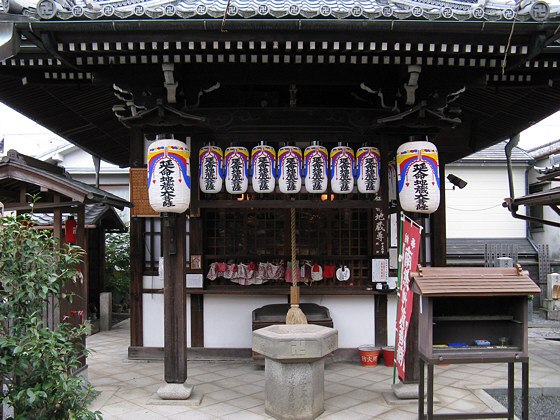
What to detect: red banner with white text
<box><xmin>395</xmin><ymin>214</ymin><xmax>422</xmax><ymax>381</ymax></box>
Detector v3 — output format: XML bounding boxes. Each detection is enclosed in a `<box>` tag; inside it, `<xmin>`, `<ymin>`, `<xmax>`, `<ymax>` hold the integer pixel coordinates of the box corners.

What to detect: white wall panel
<box><xmin>301</xmin><ymin>296</ymin><xmax>376</xmax><ymax>348</ymax></box>
<box><xmin>142</xmin><ymin>293</ymin><xmax>191</xmax><ymax>347</ymax></box>
<box><xmin>445</xmin><ymin>166</ymin><xmax>526</xmax><ymax>238</ymax></box>
<box><xmin>204</xmin><ymin>295</ymin><xmax>285</xmax><ymax>347</ymax></box>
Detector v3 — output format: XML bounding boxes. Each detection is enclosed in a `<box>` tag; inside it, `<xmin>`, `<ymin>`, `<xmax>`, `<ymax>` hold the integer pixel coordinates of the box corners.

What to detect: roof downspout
<box><xmin>505</xmin><ymin>134</ymin><xmax>520</xmax><ymax>200</ymax></box>
<box><xmin>503</xmin><ymin>135</ymin><xmax>560</xmax><ymax>228</ymax></box>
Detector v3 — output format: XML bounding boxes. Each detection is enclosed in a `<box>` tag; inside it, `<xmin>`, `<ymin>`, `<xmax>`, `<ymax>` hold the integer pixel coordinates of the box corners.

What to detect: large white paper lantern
<box><xmin>278</xmin><ymin>146</ymin><xmax>302</xmax><ymax>194</ymax></box>
<box><xmin>356</xmin><ymin>146</ymin><xmax>381</xmax><ymax>194</ymax></box>
<box><xmin>304</xmin><ymin>144</ymin><xmax>328</xmax><ymax>193</ymax></box>
<box><xmin>396</xmin><ymin>141</ymin><xmax>440</xmax><ymax>213</ymax></box>
<box><xmin>251</xmin><ymin>144</ymin><xmax>276</xmax><ymax>193</ymax></box>
<box><xmin>388</xmin><ymin>160</ymin><xmax>397</xmax><ymax>203</ymax></box>
<box><xmin>224</xmin><ymin>147</ymin><xmax>249</xmax><ymax>194</ymax></box>
<box><xmin>330</xmin><ymin>145</ymin><xmax>354</xmax><ymax>194</ymax></box>
<box><xmin>199</xmin><ymin>145</ymin><xmax>223</xmax><ymax>193</ymax></box>
<box><xmin>147</xmin><ymin>139</ymin><xmax>190</xmax><ymax>213</ymax></box>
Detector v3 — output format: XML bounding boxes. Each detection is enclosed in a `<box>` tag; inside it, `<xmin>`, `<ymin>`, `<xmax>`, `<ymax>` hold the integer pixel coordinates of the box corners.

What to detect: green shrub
<box><xmin>0</xmin><ymin>213</ymin><xmax>102</xmax><ymax>419</ymax></box>
<box><xmin>105</xmin><ymin>230</ymin><xmax>130</xmax><ymax>299</ymax></box>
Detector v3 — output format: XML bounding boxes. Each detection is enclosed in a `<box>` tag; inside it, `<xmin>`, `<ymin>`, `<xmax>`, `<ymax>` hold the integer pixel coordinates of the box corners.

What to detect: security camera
<box><xmin>447</xmin><ymin>174</ymin><xmax>467</xmax><ymax>189</ymax></box>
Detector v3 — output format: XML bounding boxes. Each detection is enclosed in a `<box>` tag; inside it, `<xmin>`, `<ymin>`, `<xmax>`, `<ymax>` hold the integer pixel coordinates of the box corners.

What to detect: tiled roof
<box><xmin>31</xmin><ymin>204</ymin><xmax>127</xmax><ymax>232</ymax></box>
<box><xmin>7</xmin><ymin>0</ymin><xmax>560</xmax><ymax>22</ymax></box>
<box><xmin>450</xmin><ymin>141</ymin><xmax>533</xmax><ymax>164</ymax></box>
<box><xmin>0</xmin><ymin>149</ymin><xmax>132</xmax><ymax>210</ymax></box>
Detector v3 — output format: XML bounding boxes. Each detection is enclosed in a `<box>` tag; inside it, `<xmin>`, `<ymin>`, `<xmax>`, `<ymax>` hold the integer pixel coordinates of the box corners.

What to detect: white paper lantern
<box><xmin>278</xmin><ymin>146</ymin><xmax>302</xmax><ymax>194</ymax></box>
<box><xmin>251</xmin><ymin>144</ymin><xmax>276</xmax><ymax>193</ymax></box>
<box><xmin>330</xmin><ymin>145</ymin><xmax>354</xmax><ymax>194</ymax></box>
<box><xmin>199</xmin><ymin>145</ymin><xmax>223</xmax><ymax>193</ymax></box>
<box><xmin>356</xmin><ymin>146</ymin><xmax>381</xmax><ymax>194</ymax></box>
<box><xmin>224</xmin><ymin>147</ymin><xmax>249</xmax><ymax>194</ymax></box>
<box><xmin>304</xmin><ymin>144</ymin><xmax>328</xmax><ymax>193</ymax></box>
<box><xmin>147</xmin><ymin>139</ymin><xmax>190</xmax><ymax>213</ymax></box>
<box><xmin>388</xmin><ymin>160</ymin><xmax>397</xmax><ymax>203</ymax></box>
<box><xmin>396</xmin><ymin>141</ymin><xmax>440</xmax><ymax>213</ymax></box>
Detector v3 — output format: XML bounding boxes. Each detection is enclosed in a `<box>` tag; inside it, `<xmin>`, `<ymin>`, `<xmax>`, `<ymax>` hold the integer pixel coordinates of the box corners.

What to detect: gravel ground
<box><xmin>484</xmin><ymin>309</ymin><xmax>560</xmax><ymax>419</ymax></box>
<box><xmin>485</xmin><ymin>389</ymin><xmax>560</xmax><ymax>420</ymax></box>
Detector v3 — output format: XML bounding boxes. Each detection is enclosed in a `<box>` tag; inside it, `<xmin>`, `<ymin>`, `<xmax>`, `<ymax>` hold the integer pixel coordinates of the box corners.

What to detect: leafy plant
<box><xmin>0</xmin><ymin>212</ymin><xmax>102</xmax><ymax>419</ymax></box>
<box><xmin>105</xmin><ymin>230</ymin><xmax>130</xmax><ymax>299</ymax></box>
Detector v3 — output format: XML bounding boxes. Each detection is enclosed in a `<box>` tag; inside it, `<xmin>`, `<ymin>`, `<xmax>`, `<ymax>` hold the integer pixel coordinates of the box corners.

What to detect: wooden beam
<box><xmin>4</xmin><ymin>200</ymin><xmax>83</xmax><ymax>211</ymax></box>
<box><xmin>196</xmin><ymin>199</ymin><xmax>383</xmax><ymax>209</ymax></box>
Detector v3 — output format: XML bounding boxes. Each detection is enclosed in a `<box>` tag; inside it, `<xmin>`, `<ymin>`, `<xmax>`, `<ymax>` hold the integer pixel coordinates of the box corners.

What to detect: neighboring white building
<box><xmin>38</xmin><ymin>145</ymin><xmax>131</xmax><ymax>222</ymax></box>
<box><xmin>446</xmin><ymin>141</ymin><xmax>531</xmax><ymax>239</ymax></box>
<box><xmin>445</xmin><ymin>142</ymin><xmax>539</xmax><ymax>270</ymax></box>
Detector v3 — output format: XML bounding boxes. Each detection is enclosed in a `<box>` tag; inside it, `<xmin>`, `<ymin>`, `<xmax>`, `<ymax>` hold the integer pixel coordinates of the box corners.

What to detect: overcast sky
<box><xmin>0</xmin><ymin>102</ymin><xmax>559</xmax><ymax>157</ymax></box>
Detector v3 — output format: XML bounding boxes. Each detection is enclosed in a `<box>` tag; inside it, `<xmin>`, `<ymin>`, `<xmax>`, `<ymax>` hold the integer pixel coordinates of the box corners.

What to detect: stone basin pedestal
<box><xmin>252</xmin><ymin>324</ymin><xmax>338</xmax><ymax>420</ymax></box>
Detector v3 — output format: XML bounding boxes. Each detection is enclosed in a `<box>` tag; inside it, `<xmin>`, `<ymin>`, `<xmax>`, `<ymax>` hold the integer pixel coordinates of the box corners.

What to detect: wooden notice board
<box><xmin>130</xmin><ymin>168</ymin><xmax>159</xmax><ymax>217</ymax></box>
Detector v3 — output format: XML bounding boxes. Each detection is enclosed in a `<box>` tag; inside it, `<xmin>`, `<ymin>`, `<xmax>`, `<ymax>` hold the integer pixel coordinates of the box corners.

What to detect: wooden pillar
<box><xmin>50</xmin><ymin>195</ymin><xmax>62</xmax><ymax>330</ymax></box>
<box><xmin>403</xmin><ymin>293</ymin><xmax>420</xmax><ymax>383</ymax></box>
<box><xmin>129</xmin><ymin>216</ymin><xmax>144</xmax><ymax>347</ymax></box>
<box><xmin>189</xmin><ymin>218</ymin><xmax>204</xmax><ymax>347</ymax></box>
<box><xmin>58</xmin><ymin>205</ymin><xmax>88</xmax><ymax>367</ymax></box>
<box><xmin>77</xmin><ymin>205</ymin><xmax>88</xmax><ymax>319</ymax></box>
<box><xmin>189</xmin><ymin>137</ymin><xmax>204</xmax><ymax>348</ymax></box>
<box><xmin>374</xmin><ymin>139</ymin><xmax>389</xmax><ymax>347</ymax></box>
<box><xmin>431</xmin><ymin>159</ymin><xmax>447</xmax><ymax>267</ymax></box>
<box><xmin>129</xmin><ymin>129</ymin><xmax>145</xmax><ymax>348</ymax></box>
<box><xmin>162</xmin><ymin>212</ymin><xmax>187</xmax><ymax>383</ymax></box>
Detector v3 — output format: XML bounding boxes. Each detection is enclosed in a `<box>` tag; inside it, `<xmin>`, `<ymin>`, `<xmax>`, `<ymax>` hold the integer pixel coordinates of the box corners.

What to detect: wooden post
<box><xmin>189</xmin><ymin>217</ymin><xmax>204</xmax><ymax>347</ymax></box>
<box><xmin>162</xmin><ymin>212</ymin><xmax>187</xmax><ymax>383</ymax></box>
<box><xmin>403</xmin><ymin>293</ymin><xmax>420</xmax><ymax>383</ymax></box>
<box><xmin>129</xmin><ymin>216</ymin><xmax>144</xmax><ymax>347</ymax></box>
<box><xmin>374</xmin><ymin>141</ymin><xmax>389</xmax><ymax>347</ymax></box>
<box><xmin>129</xmin><ymin>129</ymin><xmax>145</xmax><ymax>348</ymax></box>
<box><xmin>431</xmin><ymin>158</ymin><xmax>447</xmax><ymax>267</ymax></box>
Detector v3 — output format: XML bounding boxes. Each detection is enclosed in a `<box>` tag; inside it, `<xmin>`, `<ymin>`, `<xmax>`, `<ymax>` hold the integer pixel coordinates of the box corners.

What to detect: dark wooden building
<box><xmin>1</xmin><ymin>0</ymin><xmax>560</xmax><ymax>383</ymax></box>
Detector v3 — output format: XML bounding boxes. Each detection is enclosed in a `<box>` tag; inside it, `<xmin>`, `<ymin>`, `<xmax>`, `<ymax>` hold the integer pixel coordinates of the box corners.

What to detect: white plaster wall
<box><xmin>387</xmin><ymin>294</ymin><xmax>397</xmax><ymax>346</ymax></box>
<box><xmin>445</xmin><ymin>165</ymin><xmax>526</xmax><ymax>238</ymax></box>
<box><xmin>203</xmin><ymin>295</ymin><xmax>286</xmax><ymax>347</ymax></box>
<box><xmin>301</xmin><ymin>296</ymin><xmax>376</xmax><ymax>348</ymax></box>
<box><xmin>142</xmin><ymin>293</ymin><xmax>398</xmax><ymax>349</ymax></box>
<box><xmin>142</xmin><ymin>293</ymin><xmax>191</xmax><ymax>347</ymax></box>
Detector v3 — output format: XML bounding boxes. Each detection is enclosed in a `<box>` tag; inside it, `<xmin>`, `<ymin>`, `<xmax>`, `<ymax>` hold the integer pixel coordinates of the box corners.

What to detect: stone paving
<box><xmin>87</xmin><ymin>316</ymin><xmax>560</xmax><ymax>419</ymax></box>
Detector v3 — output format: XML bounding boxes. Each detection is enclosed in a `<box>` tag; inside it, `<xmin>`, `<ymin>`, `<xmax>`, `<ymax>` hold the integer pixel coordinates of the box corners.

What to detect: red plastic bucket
<box><xmin>382</xmin><ymin>347</ymin><xmax>395</xmax><ymax>367</ymax></box>
<box><xmin>358</xmin><ymin>345</ymin><xmax>380</xmax><ymax>367</ymax></box>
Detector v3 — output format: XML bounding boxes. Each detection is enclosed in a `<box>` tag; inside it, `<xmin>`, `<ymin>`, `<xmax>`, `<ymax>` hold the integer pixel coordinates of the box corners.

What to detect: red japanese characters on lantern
<box><xmin>224</xmin><ymin>147</ymin><xmax>249</xmax><ymax>194</ymax></box>
<box><xmin>199</xmin><ymin>145</ymin><xmax>223</xmax><ymax>194</ymax></box>
<box><xmin>303</xmin><ymin>144</ymin><xmax>328</xmax><ymax>193</ymax></box>
<box><xmin>396</xmin><ymin>141</ymin><xmax>440</xmax><ymax>213</ymax></box>
<box><xmin>147</xmin><ymin>138</ymin><xmax>190</xmax><ymax>213</ymax></box>
<box><xmin>356</xmin><ymin>146</ymin><xmax>381</xmax><ymax>194</ymax></box>
<box><xmin>330</xmin><ymin>145</ymin><xmax>354</xmax><ymax>194</ymax></box>
<box><xmin>251</xmin><ymin>144</ymin><xmax>276</xmax><ymax>194</ymax></box>
<box><xmin>278</xmin><ymin>146</ymin><xmax>302</xmax><ymax>194</ymax></box>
